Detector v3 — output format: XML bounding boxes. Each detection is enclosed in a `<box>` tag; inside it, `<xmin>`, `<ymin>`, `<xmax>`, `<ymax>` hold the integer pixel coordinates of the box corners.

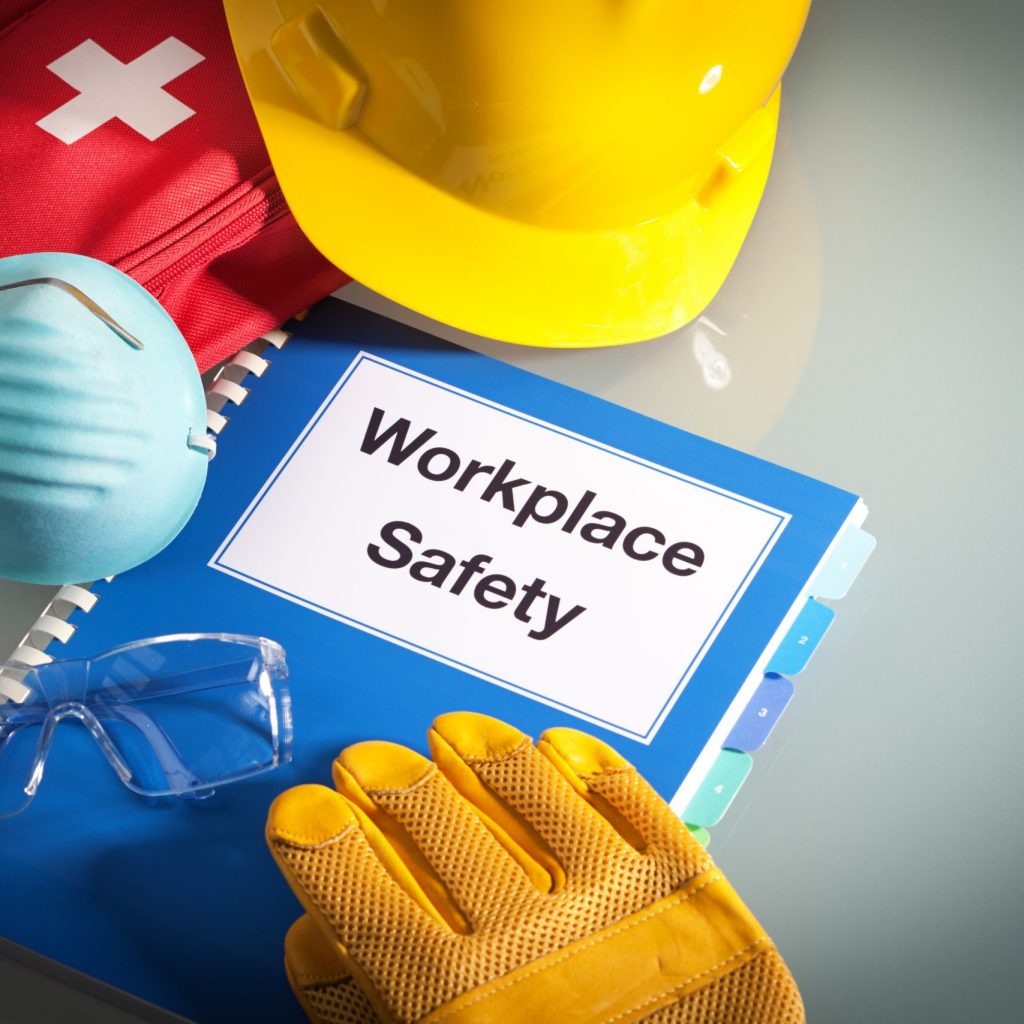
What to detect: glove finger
<box><xmin>538</xmin><ymin>729</ymin><xmax>806</xmax><ymax>1023</ymax></box>
<box><xmin>428</xmin><ymin>711</ymin><xmax>634</xmax><ymax>890</ymax></box>
<box><xmin>538</xmin><ymin>726</ymin><xmax>710</xmax><ymax>873</ymax></box>
<box><xmin>332</xmin><ymin>739</ymin><xmax>537</xmax><ymax>930</ymax></box>
<box><xmin>284</xmin><ymin>915</ymin><xmax>380</xmax><ymax>1024</ymax></box>
<box><xmin>266</xmin><ymin>782</ymin><xmax>445</xmax><ymax>1011</ymax></box>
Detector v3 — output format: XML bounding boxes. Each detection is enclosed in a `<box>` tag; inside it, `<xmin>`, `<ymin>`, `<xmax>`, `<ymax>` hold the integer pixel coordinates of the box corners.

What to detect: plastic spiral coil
<box><xmin>0</xmin><ymin>328</ymin><xmax>290</xmax><ymax>702</ymax></box>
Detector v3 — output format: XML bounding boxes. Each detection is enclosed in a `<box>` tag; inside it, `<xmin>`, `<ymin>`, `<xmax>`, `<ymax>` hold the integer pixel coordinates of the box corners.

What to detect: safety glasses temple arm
<box><xmin>98</xmin><ymin>704</ymin><xmax>205</xmax><ymax>793</ymax></box>
<box><xmin>94</xmin><ymin>657</ymin><xmax>274</xmax><ymax>702</ymax></box>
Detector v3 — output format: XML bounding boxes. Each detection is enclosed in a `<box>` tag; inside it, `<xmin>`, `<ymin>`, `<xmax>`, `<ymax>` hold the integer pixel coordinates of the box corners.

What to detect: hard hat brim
<box><xmin>233</xmin><ymin>45</ymin><xmax>780</xmax><ymax>348</ymax></box>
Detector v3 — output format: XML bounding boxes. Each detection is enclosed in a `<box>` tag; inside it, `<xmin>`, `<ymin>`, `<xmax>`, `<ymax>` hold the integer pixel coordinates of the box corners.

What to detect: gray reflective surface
<box><xmin>3</xmin><ymin>1</ymin><xmax>1023</xmax><ymax>1020</ymax></box>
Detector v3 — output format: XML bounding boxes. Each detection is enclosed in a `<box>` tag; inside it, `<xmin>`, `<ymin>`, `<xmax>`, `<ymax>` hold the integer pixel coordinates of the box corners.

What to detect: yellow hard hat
<box><xmin>223</xmin><ymin>1</ymin><xmax>811</xmax><ymax>348</ymax></box>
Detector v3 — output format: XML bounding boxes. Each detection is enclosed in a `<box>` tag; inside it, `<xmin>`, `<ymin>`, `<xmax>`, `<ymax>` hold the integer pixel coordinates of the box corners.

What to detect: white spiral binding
<box><xmin>0</xmin><ymin>329</ymin><xmax>291</xmax><ymax>702</ymax></box>
<box><xmin>0</xmin><ymin>585</ymin><xmax>93</xmax><ymax>703</ymax></box>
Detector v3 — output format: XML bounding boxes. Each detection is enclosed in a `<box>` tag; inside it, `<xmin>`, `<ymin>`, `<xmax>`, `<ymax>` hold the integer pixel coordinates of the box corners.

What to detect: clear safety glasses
<box><xmin>0</xmin><ymin>634</ymin><xmax>292</xmax><ymax>819</ymax></box>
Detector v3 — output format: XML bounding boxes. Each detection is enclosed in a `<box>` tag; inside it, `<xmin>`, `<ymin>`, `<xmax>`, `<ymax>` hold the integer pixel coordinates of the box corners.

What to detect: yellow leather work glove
<box><xmin>267</xmin><ymin>712</ymin><xmax>805</xmax><ymax>1024</ymax></box>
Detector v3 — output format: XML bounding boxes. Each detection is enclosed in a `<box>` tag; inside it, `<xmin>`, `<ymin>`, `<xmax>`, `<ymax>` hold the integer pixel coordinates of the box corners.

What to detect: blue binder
<box><xmin>0</xmin><ymin>299</ymin><xmax>869</xmax><ymax>1022</ymax></box>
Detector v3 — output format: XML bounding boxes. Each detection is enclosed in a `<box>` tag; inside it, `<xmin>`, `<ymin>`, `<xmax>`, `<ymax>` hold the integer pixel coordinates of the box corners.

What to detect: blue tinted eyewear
<box><xmin>0</xmin><ymin>633</ymin><xmax>292</xmax><ymax>818</ymax></box>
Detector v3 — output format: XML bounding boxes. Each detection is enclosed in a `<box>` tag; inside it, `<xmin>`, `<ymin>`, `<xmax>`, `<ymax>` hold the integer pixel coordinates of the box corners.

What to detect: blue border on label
<box><xmin>211</xmin><ymin>353</ymin><xmax>788</xmax><ymax>742</ymax></box>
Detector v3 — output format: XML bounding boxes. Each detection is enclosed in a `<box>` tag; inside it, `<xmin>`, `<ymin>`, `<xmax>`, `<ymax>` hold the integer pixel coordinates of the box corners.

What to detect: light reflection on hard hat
<box><xmin>335</xmin><ymin>109</ymin><xmax>821</xmax><ymax>453</ymax></box>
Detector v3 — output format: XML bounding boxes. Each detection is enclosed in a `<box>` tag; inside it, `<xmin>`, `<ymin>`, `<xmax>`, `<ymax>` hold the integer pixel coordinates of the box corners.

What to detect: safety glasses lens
<box><xmin>85</xmin><ymin>636</ymin><xmax>291</xmax><ymax>796</ymax></box>
<box><xmin>0</xmin><ymin>636</ymin><xmax>290</xmax><ymax>814</ymax></box>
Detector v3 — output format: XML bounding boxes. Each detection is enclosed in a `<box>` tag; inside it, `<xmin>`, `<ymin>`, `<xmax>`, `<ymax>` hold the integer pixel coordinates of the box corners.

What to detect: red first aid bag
<box><xmin>0</xmin><ymin>0</ymin><xmax>348</xmax><ymax>371</ymax></box>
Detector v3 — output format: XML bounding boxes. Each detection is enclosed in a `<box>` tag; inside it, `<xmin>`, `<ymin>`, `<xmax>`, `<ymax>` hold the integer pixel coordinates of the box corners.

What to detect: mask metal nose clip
<box><xmin>0</xmin><ymin>276</ymin><xmax>145</xmax><ymax>350</ymax></box>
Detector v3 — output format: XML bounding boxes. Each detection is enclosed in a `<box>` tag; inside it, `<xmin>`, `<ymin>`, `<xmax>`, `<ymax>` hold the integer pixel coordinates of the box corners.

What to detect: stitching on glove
<box><xmin>461</xmin><ymin>738</ymin><xmax>532</xmax><ymax>765</ymax></box>
<box><xmin>366</xmin><ymin>762</ymin><xmax>438</xmax><ymax>798</ymax></box>
<box><xmin>272</xmin><ymin>822</ymin><xmax>357</xmax><ymax>849</ymax></box>
<box><xmin>578</xmin><ymin>765</ymin><xmax>634</xmax><ymax>780</ymax></box>
<box><xmin>603</xmin><ymin>938</ymin><xmax>769</xmax><ymax>1024</ymax></box>
<box><xmin>303</xmin><ymin>974</ymin><xmax>362</xmax><ymax>990</ymax></box>
<box><xmin>426</xmin><ymin>870</ymin><xmax>729</xmax><ymax>1024</ymax></box>
<box><xmin>295</xmin><ymin>970</ymin><xmax>354</xmax><ymax>986</ymax></box>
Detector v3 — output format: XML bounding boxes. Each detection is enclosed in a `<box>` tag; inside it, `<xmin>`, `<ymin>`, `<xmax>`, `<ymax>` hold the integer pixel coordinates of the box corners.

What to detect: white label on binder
<box><xmin>210</xmin><ymin>354</ymin><xmax>788</xmax><ymax>742</ymax></box>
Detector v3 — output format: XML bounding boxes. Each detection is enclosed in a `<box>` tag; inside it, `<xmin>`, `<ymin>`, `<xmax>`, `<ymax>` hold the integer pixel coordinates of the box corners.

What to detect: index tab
<box><xmin>765</xmin><ymin>597</ymin><xmax>835</xmax><ymax>676</ymax></box>
<box><xmin>682</xmin><ymin>749</ymin><xmax>753</xmax><ymax>827</ymax></box>
<box><xmin>811</xmin><ymin>526</ymin><xmax>876</xmax><ymax>600</ymax></box>
<box><xmin>724</xmin><ymin>673</ymin><xmax>794</xmax><ymax>752</ymax></box>
<box><xmin>685</xmin><ymin>823</ymin><xmax>711</xmax><ymax>848</ymax></box>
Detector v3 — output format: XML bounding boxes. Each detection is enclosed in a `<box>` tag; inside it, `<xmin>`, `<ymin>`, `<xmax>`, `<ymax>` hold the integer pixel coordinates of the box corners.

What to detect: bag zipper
<box><xmin>116</xmin><ymin>170</ymin><xmax>289</xmax><ymax>295</ymax></box>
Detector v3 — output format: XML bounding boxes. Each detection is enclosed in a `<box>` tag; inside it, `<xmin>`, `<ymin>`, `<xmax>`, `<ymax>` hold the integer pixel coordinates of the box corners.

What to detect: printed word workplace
<box><xmin>357</xmin><ymin>407</ymin><xmax>712</xmax><ymax>642</ymax></box>
<box><xmin>360</xmin><ymin>407</ymin><xmax>707</xmax><ymax>576</ymax></box>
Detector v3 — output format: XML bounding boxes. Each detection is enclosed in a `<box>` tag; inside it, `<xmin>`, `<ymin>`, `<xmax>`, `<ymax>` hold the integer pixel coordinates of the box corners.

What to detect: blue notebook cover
<box><xmin>0</xmin><ymin>298</ymin><xmax>864</xmax><ymax>1022</ymax></box>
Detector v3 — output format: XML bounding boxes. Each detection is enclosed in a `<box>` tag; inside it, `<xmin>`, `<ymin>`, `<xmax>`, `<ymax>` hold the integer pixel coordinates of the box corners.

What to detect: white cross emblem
<box><xmin>36</xmin><ymin>38</ymin><xmax>204</xmax><ymax>144</ymax></box>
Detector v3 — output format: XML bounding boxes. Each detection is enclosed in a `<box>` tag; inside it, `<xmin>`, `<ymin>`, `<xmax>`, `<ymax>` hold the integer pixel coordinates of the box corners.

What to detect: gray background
<box><xmin>2</xmin><ymin>0</ymin><xmax>1023</xmax><ymax>1020</ymax></box>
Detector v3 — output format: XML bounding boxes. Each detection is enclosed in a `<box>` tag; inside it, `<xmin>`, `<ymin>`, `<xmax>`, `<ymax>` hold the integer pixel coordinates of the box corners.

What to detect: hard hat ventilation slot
<box><xmin>270</xmin><ymin>9</ymin><xmax>367</xmax><ymax>130</ymax></box>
